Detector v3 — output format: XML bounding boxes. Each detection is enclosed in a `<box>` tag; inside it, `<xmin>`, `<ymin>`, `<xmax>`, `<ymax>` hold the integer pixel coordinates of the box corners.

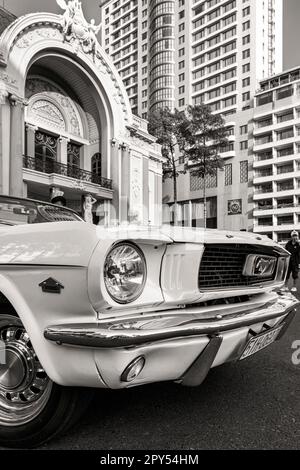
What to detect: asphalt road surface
<box><xmin>39</xmin><ymin>285</ymin><xmax>300</xmax><ymax>450</ymax></box>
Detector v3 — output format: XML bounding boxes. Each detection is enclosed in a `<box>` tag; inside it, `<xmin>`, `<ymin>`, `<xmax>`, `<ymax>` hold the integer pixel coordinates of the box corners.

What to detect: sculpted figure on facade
<box><xmin>56</xmin><ymin>0</ymin><xmax>101</xmax><ymax>57</ymax></box>
<box><xmin>83</xmin><ymin>194</ymin><xmax>97</xmax><ymax>224</ymax></box>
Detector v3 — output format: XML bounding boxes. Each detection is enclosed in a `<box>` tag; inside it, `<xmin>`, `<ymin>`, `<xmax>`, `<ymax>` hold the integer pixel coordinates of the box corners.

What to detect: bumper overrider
<box><xmin>44</xmin><ymin>293</ymin><xmax>300</xmax><ymax>387</ymax></box>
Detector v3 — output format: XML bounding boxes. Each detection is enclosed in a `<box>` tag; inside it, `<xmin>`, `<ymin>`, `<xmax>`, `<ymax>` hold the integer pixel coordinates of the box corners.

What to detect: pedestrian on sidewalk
<box><xmin>285</xmin><ymin>230</ymin><xmax>300</xmax><ymax>292</ymax></box>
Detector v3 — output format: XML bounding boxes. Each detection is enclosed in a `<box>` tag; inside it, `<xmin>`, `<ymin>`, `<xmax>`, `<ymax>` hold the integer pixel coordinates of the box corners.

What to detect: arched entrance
<box><xmin>23</xmin><ymin>53</ymin><xmax>107</xmax><ymax>216</ymax></box>
<box><xmin>0</xmin><ymin>6</ymin><xmax>163</xmax><ymax>225</ymax></box>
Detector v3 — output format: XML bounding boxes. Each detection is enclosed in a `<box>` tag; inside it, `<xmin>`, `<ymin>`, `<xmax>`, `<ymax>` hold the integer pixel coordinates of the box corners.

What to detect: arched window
<box><xmin>91</xmin><ymin>153</ymin><xmax>102</xmax><ymax>183</ymax></box>
<box><xmin>35</xmin><ymin>131</ymin><xmax>57</xmax><ymax>173</ymax></box>
<box><xmin>67</xmin><ymin>143</ymin><xmax>81</xmax><ymax>178</ymax></box>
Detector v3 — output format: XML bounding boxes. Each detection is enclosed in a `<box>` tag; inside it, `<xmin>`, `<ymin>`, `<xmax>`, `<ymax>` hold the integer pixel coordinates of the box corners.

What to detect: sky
<box><xmin>2</xmin><ymin>0</ymin><xmax>300</xmax><ymax>70</ymax></box>
<box><xmin>3</xmin><ymin>0</ymin><xmax>101</xmax><ymax>23</ymax></box>
<box><xmin>283</xmin><ymin>0</ymin><xmax>300</xmax><ymax>69</ymax></box>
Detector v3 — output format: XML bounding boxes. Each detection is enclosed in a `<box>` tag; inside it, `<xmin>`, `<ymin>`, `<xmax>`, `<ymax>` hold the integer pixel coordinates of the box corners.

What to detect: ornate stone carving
<box><xmin>130</xmin><ymin>156</ymin><xmax>143</xmax><ymax>223</ymax></box>
<box><xmin>8</xmin><ymin>93</ymin><xmax>27</xmax><ymax>108</ymax></box>
<box><xmin>15</xmin><ymin>27</ymin><xmax>62</xmax><ymax>48</ymax></box>
<box><xmin>0</xmin><ymin>72</ymin><xmax>17</xmax><ymax>86</ymax></box>
<box><xmin>26</xmin><ymin>77</ymin><xmax>81</xmax><ymax>137</ymax></box>
<box><xmin>12</xmin><ymin>11</ymin><xmax>129</xmax><ymax>121</ymax></box>
<box><xmin>0</xmin><ymin>89</ymin><xmax>8</xmax><ymax>104</ymax></box>
<box><xmin>57</xmin><ymin>0</ymin><xmax>101</xmax><ymax>56</ymax></box>
<box><xmin>29</xmin><ymin>99</ymin><xmax>66</xmax><ymax>132</ymax></box>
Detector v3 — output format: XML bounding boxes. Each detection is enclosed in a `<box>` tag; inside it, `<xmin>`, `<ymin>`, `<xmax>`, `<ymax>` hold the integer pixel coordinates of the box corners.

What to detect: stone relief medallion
<box><xmin>29</xmin><ymin>100</ymin><xmax>66</xmax><ymax>132</ymax></box>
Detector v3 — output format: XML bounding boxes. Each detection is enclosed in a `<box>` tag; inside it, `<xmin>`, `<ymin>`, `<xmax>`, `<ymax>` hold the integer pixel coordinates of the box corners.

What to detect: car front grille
<box><xmin>198</xmin><ymin>244</ymin><xmax>278</xmax><ymax>290</ymax></box>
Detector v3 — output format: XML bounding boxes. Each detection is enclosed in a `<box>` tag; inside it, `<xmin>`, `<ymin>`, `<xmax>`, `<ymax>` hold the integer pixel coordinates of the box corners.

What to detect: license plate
<box><xmin>239</xmin><ymin>324</ymin><xmax>284</xmax><ymax>361</ymax></box>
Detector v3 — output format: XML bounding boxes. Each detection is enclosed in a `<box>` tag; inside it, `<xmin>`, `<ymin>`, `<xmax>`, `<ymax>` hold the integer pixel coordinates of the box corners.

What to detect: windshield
<box><xmin>0</xmin><ymin>196</ymin><xmax>83</xmax><ymax>225</ymax></box>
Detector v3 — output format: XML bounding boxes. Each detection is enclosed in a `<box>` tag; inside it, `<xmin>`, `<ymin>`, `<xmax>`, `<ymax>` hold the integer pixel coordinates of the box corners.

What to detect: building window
<box><xmin>240</xmin><ymin>141</ymin><xmax>248</xmax><ymax>150</ymax></box>
<box><xmin>240</xmin><ymin>125</ymin><xmax>248</xmax><ymax>134</ymax></box>
<box><xmin>225</xmin><ymin>163</ymin><xmax>232</xmax><ymax>186</ymax></box>
<box><xmin>257</xmin><ymin>92</ymin><xmax>273</xmax><ymax>106</ymax></box>
<box><xmin>190</xmin><ymin>173</ymin><xmax>217</xmax><ymax>191</ymax></box>
<box><xmin>242</xmin><ymin>91</ymin><xmax>250</xmax><ymax>101</ymax></box>
<box><xmin>277</xmin><ymin>128</ymin><xmax>294</xmax><ymax>141</ymax></box>
<box><xmin>240</xmin><ymin>160</ymin><xmax>248</xmax><ymax>183</ymax></box>
<box><xmin>67</xmin><ymin>143</ymin><xmax>80</xmax><ymax>168</ymax></box>
<box><xmin>34</xmin><ymin>131</ymin><xmax>58</xmax><ymax>172</ymax></box>
<box><xmin>242</xmin><ymin>77</ymin><xmax>250</xmax><ymax>87</ymax></box>
<box><xmin>277</xmin><ymin>110</ymin><xmax>294</xmax><ymax>123</ymax></box>
<box><xmin>242</xmin><ymin>49</ymin><xmax>250</xmax><ymax>59</ymax></box>
<box><xmin>91</xmin><ymin>153</ymin><xmax>102</xmax><ymax>179</ymax></box>
<box><xmin>242</xmin><ymin>20</ymin><xmax>250</xmax><ymax>31</ymax></box>
<box><xmin>223</xmin><ymin>96</ymin><xmax>236</xmax><ymax>107</ymax></box>
<box><xmin>278</xmin><ymin>146</ymin><xmax>294</xmax><ymax>158</ymax></box>
<box><xmin>242</xmin><ymin>35</ymin><xmax>250</xmax><ymax>45</ymax></box>
<box><xmin>276</xmin><ymin>86</ymin><xmax>293</xmax><ymax>100</ymax></box>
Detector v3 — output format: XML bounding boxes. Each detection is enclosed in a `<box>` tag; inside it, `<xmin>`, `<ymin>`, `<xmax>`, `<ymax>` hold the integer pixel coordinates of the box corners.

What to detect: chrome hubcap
<box><xmin>0</xmin><ymin>315</ymin><xmax>52</xmax><ymax>426</ymax></box>
<box><xmin>0</xmin><ymin>349</ymin><xmax>26</xmax><ymax>390</ymax></box>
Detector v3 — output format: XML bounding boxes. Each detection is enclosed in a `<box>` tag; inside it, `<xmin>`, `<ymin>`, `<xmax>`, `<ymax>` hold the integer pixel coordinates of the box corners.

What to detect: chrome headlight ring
<box><xmin>103</xmin><ymin>242</ymin><xmax>147</xmax><ymax>304</ymax></box>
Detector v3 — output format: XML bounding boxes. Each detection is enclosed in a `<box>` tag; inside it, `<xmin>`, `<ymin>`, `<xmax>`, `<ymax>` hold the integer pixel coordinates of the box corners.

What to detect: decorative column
<box><xmin>25</xmin><ymin>123</ymin><xmax>37</xmax><ymax>158</ymax></box>
<box><xmin>9</xmin><ymin>94</ymin><xmax>25</xmax><ymax>197</ymax></box>
<box><xmin>58</xmin><ymin>136</ymin><xmax>69</xmax><ymax>165</ymax></box>
<box><xmin>0</xmin><ymin>89</ymin><xmax>8</xmax><ymax>195</ymax></box>
<box><xmin>110</xmin><ymin>138</ymin><xmax>120</xmax><ymax>224</ymax></box>
<box><xmin>155</xmin><ymin>173</ymin><xmax>163</xmax><ymax>226</ymax></box>
<box><xmin>142</xmin><ymin>157</ymin><xmax>149</xmax><ymax>225</ymax></box>
<box><xmin>120</xmin><ymin>143</ymin><xmax>130</xmax><ymax>223</ymax></box>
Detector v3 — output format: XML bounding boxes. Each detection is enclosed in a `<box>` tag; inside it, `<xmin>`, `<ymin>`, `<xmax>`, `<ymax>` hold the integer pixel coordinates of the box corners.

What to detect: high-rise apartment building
<box><xmin>100</xmin><ymin>0</ymin><xmax>148</xmax><ymax>117</ymax></box>
<box><xmin>100</xmin><ymin>0</ymin><xmax>284</xmax><ymax>231</ymax></box>
<box><xmin>253</xmin><ymin>67</ymin><xmax>300</xmax><ymax>244</ymax></box>
<box><xmin>100</xmin><ymin>0</ymin><xmax>283</xmax><ymax>117</ymax></box>
<box><xmin>148</xmin><ymin>0</ymin><xmax>176</xmax><ymax>112</ymax></box>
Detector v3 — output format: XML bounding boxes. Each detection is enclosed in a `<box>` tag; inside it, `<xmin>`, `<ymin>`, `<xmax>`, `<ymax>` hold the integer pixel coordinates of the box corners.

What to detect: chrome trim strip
<box><xmin>44</xmin><ymin>294</ymin><xmax>299</xmax><ymax>349</ymax></box>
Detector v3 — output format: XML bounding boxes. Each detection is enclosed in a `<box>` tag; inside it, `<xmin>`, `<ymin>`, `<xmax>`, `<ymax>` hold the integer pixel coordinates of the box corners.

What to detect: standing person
<box><xmin>285</xmin><ymin>230</ymin><xmax>300</xmax><ymax>292</ymax></box>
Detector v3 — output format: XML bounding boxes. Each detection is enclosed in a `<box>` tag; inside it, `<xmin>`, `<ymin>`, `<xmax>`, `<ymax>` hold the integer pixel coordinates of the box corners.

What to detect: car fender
<box><xmin>0</xmin><ymin>272</ymin><xmax>105</xmax><ymax>388</ymax></box>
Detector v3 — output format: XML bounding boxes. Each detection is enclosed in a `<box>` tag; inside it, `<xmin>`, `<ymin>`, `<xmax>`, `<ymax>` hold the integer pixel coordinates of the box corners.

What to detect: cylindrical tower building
<box><xmin>149</xmin><ymin>0</ymin><xmax>175</xmax><ymax>112</ymax></box>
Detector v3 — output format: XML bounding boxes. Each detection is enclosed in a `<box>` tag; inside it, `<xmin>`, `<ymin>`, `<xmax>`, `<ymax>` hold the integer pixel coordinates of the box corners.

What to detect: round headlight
<box><xmin>104</xmin><ymin>243</ymin><xmax>146</xmax><ymax>304</ymax></box>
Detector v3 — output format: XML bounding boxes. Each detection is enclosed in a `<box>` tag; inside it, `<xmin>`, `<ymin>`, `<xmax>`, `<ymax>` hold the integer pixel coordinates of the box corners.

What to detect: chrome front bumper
<box><xmin>44</xmin><ymin>293</ymin><xmax>299</xmax><ymax>349</ymax></box>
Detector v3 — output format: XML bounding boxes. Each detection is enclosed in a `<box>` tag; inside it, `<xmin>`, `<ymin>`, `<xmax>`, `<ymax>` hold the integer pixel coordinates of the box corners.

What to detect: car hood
<box><xmin>98</xmin><ymin>224</ymin><xmax>286</xmax><ymax>251</ymax></box>
<box><xmin>0</xmin><ymin>222</ymin><xmax>288</xmax><ymax>267</ymax></box>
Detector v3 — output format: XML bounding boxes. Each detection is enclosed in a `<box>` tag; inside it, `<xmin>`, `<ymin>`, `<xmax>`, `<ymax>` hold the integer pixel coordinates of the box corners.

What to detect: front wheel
<box><xmin>0</xmin><ymin>314</ymin><xmax>93</xmax><ymax>448</ymax></box>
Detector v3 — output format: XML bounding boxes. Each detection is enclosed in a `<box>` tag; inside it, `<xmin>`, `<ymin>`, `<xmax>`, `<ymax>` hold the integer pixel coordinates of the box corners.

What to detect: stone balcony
<box><xmin>23</xmin><ymin>155</ymin><xmax>113</xmax><ymax>197</ymax></box>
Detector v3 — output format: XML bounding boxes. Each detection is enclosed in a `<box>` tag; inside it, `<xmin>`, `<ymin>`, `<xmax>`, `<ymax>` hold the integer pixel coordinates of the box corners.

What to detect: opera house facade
<box><xmin>0</xmin><ymin>2</ymin><xmax>162</xmax><ymax>225</ymax></box>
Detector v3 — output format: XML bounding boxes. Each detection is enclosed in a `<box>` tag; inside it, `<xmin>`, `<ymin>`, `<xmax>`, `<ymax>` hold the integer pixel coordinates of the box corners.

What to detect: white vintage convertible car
<box><xmin>0</xmin><ymin>195</ymin><xmax>298</xmax><ymax>448</ymax></box>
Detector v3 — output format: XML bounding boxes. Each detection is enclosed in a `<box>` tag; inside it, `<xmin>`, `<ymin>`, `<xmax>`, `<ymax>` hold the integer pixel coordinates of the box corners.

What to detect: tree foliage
<box><xmin>148</xmin><ymin>107</ymin><xmax>189</xmax><ymax>181</ymax></box>
<box><xmin>183</xmin><ymin>104</ymin><xmax>228</xmax><ymax>178</ymax></box>
<box><xmin>148</xmin><ymin>104</ymin><xmax>229</xmax><ymax>226</ymax></box>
